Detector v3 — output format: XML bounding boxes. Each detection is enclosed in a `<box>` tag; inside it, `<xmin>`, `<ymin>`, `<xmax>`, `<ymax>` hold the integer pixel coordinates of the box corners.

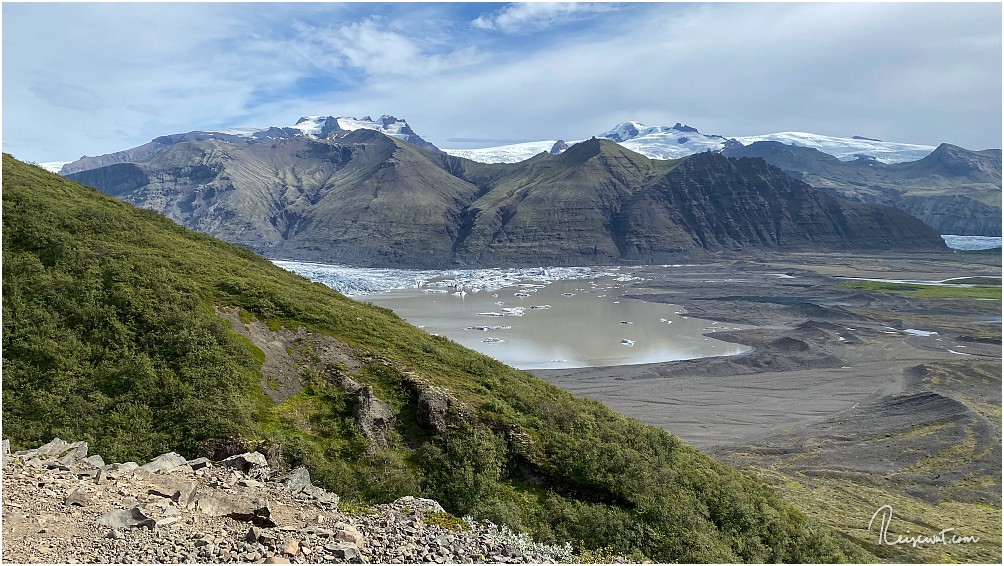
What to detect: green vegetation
<box><xmin>840</xmin><ymin>280</ymin><xmax>1002</xmax><ymax>300</ymax></box>
<box><xmin>3</xmin><ymin>155</ymin><xmax>873</xmax><ymax>562</ymax></box>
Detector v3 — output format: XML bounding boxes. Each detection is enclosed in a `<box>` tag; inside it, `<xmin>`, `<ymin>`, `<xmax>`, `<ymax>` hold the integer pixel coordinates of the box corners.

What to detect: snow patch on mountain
<box><xmin>443</xmin><ymin>121</ymin><xmax>939</xmax><ymax>164</ymax></box>
<box><xmin>443</xmin><ymin>141</ymin><xmax>561</xmax><ymax>163</ymax></box>
<box><xmin>38</xmin><ymin>161</ymin><xmax>72</xmax><ymax>174</ymax></box>
<box><xmin>734</xmin><ymin>132</ymin><xmax>936</xmax><ymax>163</ymax></box>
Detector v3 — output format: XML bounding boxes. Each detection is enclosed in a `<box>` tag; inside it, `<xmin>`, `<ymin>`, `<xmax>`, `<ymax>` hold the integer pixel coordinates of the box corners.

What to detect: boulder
<box><xmin>139</xmin><ymin>452</ymin><xmax>188</xmax><ymax>474</ymax></box>
<box><xmin>324</xmin><ymin>543</ymin><xmax>362</xmax><ymax>563</ymax></box>
<box><xmin>186</xmin><ymin>457</ymin><xmax>211</xmax><ymax>470</ymax></box>
<box><xmin>64</xmin><ymin>487</ymin><xmax>92</xmax><ymax>507</ymax></box>
<box><xmin>147</xmin><ymin>478</ymin><xmax>199</xmax><ymax>507</ymax></box>
<box><xmin>95</xmin><ymin>507</ymin><xmax>156</xmax><ymax>530</ymax></box>
<box><xmin>194</xmin><ymin>494</ymin><xmax>275</xmax><ymax>527</ymax></box>
<box><xmin>284</xmin><ymin>466</ymin><xmax>311</xmax><ymax>495</ymax></box>
<box><xmin>334</xmin><ymin>525</ymin><xmax>365</xmax><ymax>548</ymax></box>
<box><xmin>301</xmin><ymin>484</ymin><xmax>339</xmax><ymax>506</ymax></box>
<box><xmin>220</xmin><ymin>451</ymin><xmax>269</xmax><ymax>477</ymax></box>
<box><xmin>82</xmin><ymin>455</ymin><xmax>105</xmax><ymax>468</ymax></box>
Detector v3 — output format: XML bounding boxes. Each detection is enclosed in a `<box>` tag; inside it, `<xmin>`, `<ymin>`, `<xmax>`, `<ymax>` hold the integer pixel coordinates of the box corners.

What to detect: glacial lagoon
<box><xmin>274</xmin><ymin>261</ymin><xmax>750</xmax><ymax>369</ymax></box>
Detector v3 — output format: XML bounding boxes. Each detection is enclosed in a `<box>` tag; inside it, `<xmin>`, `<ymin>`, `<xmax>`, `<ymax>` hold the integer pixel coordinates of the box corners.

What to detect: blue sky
<box><xmin>3</xmin><ymin>2</ymin><xmax>1001</xmax><ymax>163</ymax></box>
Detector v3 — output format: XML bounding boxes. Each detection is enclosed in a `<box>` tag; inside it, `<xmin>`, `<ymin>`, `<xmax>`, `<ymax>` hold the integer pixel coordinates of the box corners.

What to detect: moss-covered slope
<box><xmin>3</xmin><ymin>154</ymin><xmax>873</xmax><ymax>562</ymax></box>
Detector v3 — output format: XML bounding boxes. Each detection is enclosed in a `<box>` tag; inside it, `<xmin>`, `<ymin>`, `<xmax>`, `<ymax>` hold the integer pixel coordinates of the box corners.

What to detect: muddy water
<box><xmin>360</xmin><ymin>275</ymin><xmax>749</xmax><ymax>370</ymax></box>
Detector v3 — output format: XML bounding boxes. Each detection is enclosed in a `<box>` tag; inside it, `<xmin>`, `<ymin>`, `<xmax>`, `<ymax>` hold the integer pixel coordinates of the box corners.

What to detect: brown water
<box><xmin>361</xmin><ymin>275</ymin><xmax>749</xmax><ymax>369</ymax></box>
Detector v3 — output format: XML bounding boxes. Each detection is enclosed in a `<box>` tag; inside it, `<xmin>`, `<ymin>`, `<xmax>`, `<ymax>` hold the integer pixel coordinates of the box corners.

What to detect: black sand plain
<box><xmin>533</xmin><ymin>250</ymin><xmax>1002</xmax><ymax>563</ymax></box>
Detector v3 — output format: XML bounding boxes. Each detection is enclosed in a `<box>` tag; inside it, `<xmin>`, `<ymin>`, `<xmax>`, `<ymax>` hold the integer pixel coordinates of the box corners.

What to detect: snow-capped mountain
<box><xmin>58</xmin><ymin>115</ymin><xmax>439</xmax><ymax>175</ymax></box>
<box><xmin>287</xmin><ymin>115</ymin><xmax>431</xmax><ymax>147</ymax></box>
<box><xmin>440</xmin><ymin>122</ymin><xmax>938</xmax><ymax>164</ymax></box>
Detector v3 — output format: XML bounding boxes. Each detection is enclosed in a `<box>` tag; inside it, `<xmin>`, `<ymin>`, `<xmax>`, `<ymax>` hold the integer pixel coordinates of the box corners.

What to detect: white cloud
<box><xmin>472</xmin><ymin>2</ymin><xmax>616</xmax><ymax>33</ymax></box>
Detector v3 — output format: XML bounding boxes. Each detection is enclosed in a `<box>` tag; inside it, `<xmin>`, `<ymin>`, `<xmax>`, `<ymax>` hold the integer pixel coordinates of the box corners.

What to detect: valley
<box><xmin>273</xmin><ymin>248</ymin><xmax>1002</xmax><ymax>562</ymax></box>
<box><xmin>532</xmin><ymin>252</ymin><xmax>1002</xmax><ymax>563</ymax></box>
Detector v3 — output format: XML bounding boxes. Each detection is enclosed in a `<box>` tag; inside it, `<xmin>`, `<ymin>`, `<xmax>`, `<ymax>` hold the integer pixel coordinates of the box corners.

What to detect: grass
<box><xmin>2</xmin><ymin>155</ymin><xmax>873</xmax><ymax>563</ymax></box>
<box><xmin>840</xmin><ymin>280</ymin><xmax>1002</xmax><ymax>300</ymax></box>
<box><xmin>725</xmin><ymin>358</ymin><xmax>1002</xmax><ymax>564</ymax></box>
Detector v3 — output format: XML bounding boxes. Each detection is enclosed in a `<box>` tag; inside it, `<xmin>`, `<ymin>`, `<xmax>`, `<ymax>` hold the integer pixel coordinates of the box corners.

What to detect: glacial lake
<box><xmin>275</xmin><ymin>261</ymin><xmax>749</xmax><ymax>369</ymax></box>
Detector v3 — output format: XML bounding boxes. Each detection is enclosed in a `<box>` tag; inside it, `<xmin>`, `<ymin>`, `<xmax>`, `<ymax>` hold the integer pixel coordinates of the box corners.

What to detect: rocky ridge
<box><xmin>2</xmin><ymin>439</ymin><xmax>597</xmax><ymax>564</ymax></box>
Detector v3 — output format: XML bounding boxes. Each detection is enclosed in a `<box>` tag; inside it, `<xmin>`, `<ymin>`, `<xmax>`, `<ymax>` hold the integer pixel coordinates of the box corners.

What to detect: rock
<box><xmin>194</xmin><ymin>494</ymin><xmax>275</xmax><ymax>527</ymax></box>
<box><xmin>281</xmin><ymin>540</ymin><xmax>299</xmax><ymax>556</ymax></box>
<box><xmin>414</xmin><ymin>385</ymin><xmax>453</xmax><ymax>436</ymax></box>
<box><xmin>354</xmin><ymin>386</ymin><xmax>396</xmax><ymax>452</ymax></box>
<box><xmin>2</xmin><ymin>439</ymin><xmax>9</xmax><ymax>454</ymax></box>
<box><xmin>245</xmin><ymin>526</ymin><xmax>262</xmax><ymax>544</ymax></box>
<box><xmin>334</xmin><ymin>526</ymin><xmax>365</xmax><ymax>548</ymax></box>
<box><xmin>64</xmin><ymin>487</ymin><xmax>92</xmax><ymax>507</ymax></box>
<box><xmin>220</xmin><ymin>452</ymin><xmax>269</xmax><ymax>476</ymax></box>
<box><xmin>264</xmin><ymin>557</ymin><xmax>290</xmax><ymax>564</ymax></box>
<box><xmin>148</xmin><ymin>478</ymin><xmax>198</xmax><ymax>507</ymax></box>
<box><xmin>57</xmin><ymin>442</ymin><xmax>89</xmax><ymax>465</ymax></box>
<box><xmin>301</xmin><ymin>484</ymin><xmax>339</xmax><ymax>506</ymax></box>
<box><xmin>186</xmin><ymin>457</ymin><xmax>211</xmax><ymax>470</ymax></box>
<box><xmin>82</xmin><ymin>455</ymin><xmax>105</xmax><ymax>468</ymax></box>
<box><xmin>284</xmin><ymin>467</ymin><xmax>311</xmax><ymax>495</ymax></box>
<box><xmin>107</xmin><ymin>462</ymin><xmax>139</xmax><ymax>474</ymax></box>
<box><xmin>392</xmin><ymin>495</ymin><xmax>445</xmax><ymax>514</ymax></box>
<box><xmin>325</xmin><ymin>543</ymin><xmax>362</xmax><ymax>562</ymax></box>
<box><xmin>95</xmin><ymin>507</ymin><xmax>156</xmax><ymax>530</ymax></box>
<box><xmin>139</xmin><ymin>452</ymin><xmax>188</xmax><ymax>474</ymax></box>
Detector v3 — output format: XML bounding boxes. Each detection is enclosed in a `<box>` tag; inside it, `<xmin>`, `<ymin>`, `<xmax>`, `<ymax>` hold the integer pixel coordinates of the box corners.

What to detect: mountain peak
<box><xmin>599</xmin><ymin>121</ymin><xmax>647</xmax><ymax>142</ymax></box>
<box><xmin>672</xmin><ymin>122</ymin><xmax>700</xmax><ymax>134</ymax></box>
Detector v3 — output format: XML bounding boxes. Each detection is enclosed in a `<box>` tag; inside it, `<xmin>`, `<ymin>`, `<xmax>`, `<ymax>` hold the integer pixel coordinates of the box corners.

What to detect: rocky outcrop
<box><xmin>548</xmin><ymin>140</ymin><xmax>568</xmax><ymax>155</ymax></box>
<box><xmin>3</xmin><ymin>439</ymin><xmax>593</xmax><ymax>564</ymax></box>
<box><xmin>353</xmin><ymin>387</ymin><xmax>396</xmax><ymax>453</ymax></box>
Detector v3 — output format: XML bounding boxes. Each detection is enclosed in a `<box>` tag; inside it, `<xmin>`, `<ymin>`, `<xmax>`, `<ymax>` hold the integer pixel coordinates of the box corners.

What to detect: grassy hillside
<box><xmin>2</xmin><ymin>154</ymin><xmax>873</xmax><ymax>562</ymax></box>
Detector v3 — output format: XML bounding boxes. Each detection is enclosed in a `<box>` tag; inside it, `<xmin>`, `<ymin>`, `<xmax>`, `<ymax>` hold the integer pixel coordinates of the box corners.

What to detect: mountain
<box><xmin>723</xmin><ymin>141</ymin><xmax>1003</xmax><ymax>236</ymax></box>
<box><xmin>3</xmin><ymin>154</ymin><xmax>873</xmax><ymax>562</ymax></box>
<box><xmin>440</xmin><ymin>121</ymin><xmax>938</xmax><ymax>164</ymax></box>
<box><xmin>57</xmin><ymin>114</ymin><xmax>439</xmax><ymax>175</ymax></box>
<box><xmin>66</xmin><ymin>131</ymin><xmax>946</xmax><ymax>268</ymax></box>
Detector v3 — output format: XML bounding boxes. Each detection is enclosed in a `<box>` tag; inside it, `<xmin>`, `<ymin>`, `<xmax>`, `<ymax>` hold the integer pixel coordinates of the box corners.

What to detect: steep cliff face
<box><xmin>67</xmin><ymin>134</ymin><xmax>946</xmax><ymax>268</ymax></box>
<box><xmin>724</xmin><ymin>141</ymin><xmax>1002</xmax><ymax>236</ymax></box>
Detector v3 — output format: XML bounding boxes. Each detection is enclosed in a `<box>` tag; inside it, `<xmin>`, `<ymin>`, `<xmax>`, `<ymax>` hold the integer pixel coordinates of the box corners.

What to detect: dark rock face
<box><xmin>67</xmin><ymin>134</ymin><xmax>947</xmax><ymax>268</ymax></box>
<box><xmin>724</xmin><ymin>141</ymin><xmax>1002</xmax><ymax>236</ymax></box>
<box><xmin>549</xmin><ymin>140</ymin><xmax>569</xmax><ymax>154</ymax></box>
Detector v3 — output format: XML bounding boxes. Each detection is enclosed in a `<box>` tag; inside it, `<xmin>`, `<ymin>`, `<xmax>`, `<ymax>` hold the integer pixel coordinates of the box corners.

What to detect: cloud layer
<box><xmin>2</xmin><ymin>2</ymin><xmax>1000</xmax><ymax>162</ymax></box>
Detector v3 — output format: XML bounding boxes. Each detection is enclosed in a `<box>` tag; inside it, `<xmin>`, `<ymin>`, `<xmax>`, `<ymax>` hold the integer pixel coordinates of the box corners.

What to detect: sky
<box><xmin>2</xmin><ymin>1</ymin><xmax>1002</xmax><ymax>163</ymax></box>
